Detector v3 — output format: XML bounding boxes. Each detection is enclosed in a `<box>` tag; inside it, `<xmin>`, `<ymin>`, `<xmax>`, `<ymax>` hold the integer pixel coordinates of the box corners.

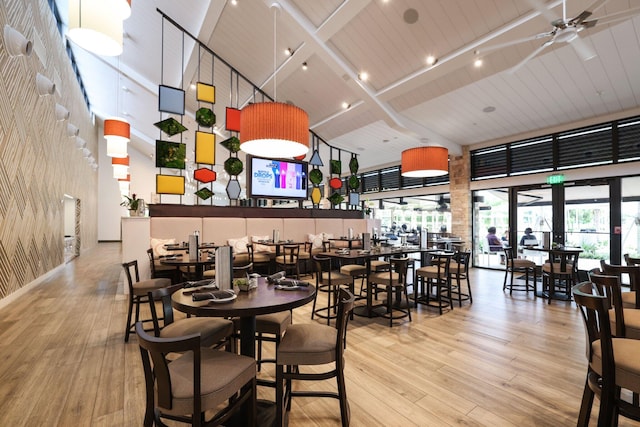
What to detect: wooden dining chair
<box><xmin>414</xmin><ymin>253</ymin><xmax>452</xmax><ymax>314</ymax></box>
<box><xmin>589</xmin><ymin>273</ymin><xmax>640</xmax><ymax>340</ymax></box>
<box><xmin>625</xmin><ymin>253</ymin><xmax>640</xmax><ymax>266</ymax></box>
<box><xmin>146</xmin><ymin>248</ymin><xmax>178</xmax><ymax>282</ymax></box>
<box><xmin>122</xmin><ymin>260</ymin><xmax>171</xmax><ymax>342</ymax></box>
<box><xmin>312</xmin><ymin>255</ymin><xmax>352</xmax><ymax>325</ymax></box>
<box><xmin>275</xmin><ymin>244</ymin><xmax>301</xmax><ymax>279</ymax></box>
<box><xmin>572</xmin><ymin>282</ymin><xmax>640</xmax><ymax>426</ymax></box>
<box><xmin>368</xmin><ymin>257</ymin><xmax>412</xmax><ymax>327</ymax></box>
<box><xmin>542</xmin><ymin>249</ymin><xmax>579</xmax><ymax>304</ymax></box>
<box><xmin>135</xmin><ymin>322</ymin><xmax>256</xmax><ymax>427</ymax></box>
<box><xmin>502</xmin><ymin>246</ymin><xmax>537</xmax><ymax>295</ymax></box>
<box><xmin>275</xmin><ymin>289</ymin><xmax>355</xmax><ymax>427</ymax></box>
<box><xmin>146</xmin><ymin>283</ymin><xmax>235</xmax><ymax>350</ymax></box>
<box><xmin>600</xmin><ymin>260</ymin><xmax>640</xmax><ymax>309</ymax></box>
<box><xmin>449</xmin><ymin>250</ymin><xmax>473</xmax><ymax>306</ymax></box>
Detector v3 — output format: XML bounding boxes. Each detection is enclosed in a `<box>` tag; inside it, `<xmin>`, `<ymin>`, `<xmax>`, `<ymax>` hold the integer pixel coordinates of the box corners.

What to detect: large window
<box><xmin>622</xmin><ymin>176</ymin><xmax>640</xmax><ymax>258</ymax></box>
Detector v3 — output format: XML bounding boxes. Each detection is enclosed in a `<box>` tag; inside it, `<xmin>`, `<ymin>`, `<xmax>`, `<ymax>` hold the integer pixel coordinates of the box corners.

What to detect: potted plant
<box><xmin>121</xmin><ymin>194</ymin><xmax>141</xmax><ymax>216</ymax></box>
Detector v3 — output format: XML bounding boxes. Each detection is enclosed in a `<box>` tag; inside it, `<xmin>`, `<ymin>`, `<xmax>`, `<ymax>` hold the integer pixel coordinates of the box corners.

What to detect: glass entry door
<box><xmin>516</xmin><ymin>187</ymin><xmax>552</xmax><ymax>265</ymax></box>
<box><xmin>564</xmin><ymin>183</ymin><xmax>610</xmax><ymax>271</ymax></box>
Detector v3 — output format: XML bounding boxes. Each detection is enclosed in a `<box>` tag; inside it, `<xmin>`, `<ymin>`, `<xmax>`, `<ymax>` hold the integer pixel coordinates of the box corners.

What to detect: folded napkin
<box><xmin>275</xmin><ymin>279</ymin><xmax>310</xmax><ymax>288</ymax></box>
<box><xmin>184</xmin><ymin>279</ymin><xmax>216</xmax><ymax>288</ymax></box>
<box><xmin>192</xmin><ymin>289</ymin><xmax>236</xmax><ymax>301</ymax></box>
<box><xmin>266</xmin><ymin>271</ymin><xmax>286</xmax><ymax>284</ymax></box>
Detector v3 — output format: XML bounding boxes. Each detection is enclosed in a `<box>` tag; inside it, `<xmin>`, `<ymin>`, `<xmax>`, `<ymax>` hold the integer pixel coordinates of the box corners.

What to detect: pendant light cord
<box><xmin>273</xmin><ymin>5</ymin><xmax>277</xmax><ymax>101</ymax></box>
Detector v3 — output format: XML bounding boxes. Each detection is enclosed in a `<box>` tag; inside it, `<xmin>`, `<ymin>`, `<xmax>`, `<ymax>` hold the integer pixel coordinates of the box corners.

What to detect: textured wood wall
<box><xmin>0</xmin><ymin>0</ymin><xmax>98</xmax><ymax>299</ymax></box>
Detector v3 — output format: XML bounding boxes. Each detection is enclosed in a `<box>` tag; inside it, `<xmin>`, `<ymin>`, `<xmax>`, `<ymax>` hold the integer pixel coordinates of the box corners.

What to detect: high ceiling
<box><xmin>58</xmin><ymin>0</ymin><xmax>640</xmax><ymax>171</ymax></box>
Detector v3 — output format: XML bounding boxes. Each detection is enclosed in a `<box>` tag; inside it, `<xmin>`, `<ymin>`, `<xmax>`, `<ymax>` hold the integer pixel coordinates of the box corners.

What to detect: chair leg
<box><xmin>124</xmin><ymin>295</ymin><xmax>134</xmax><ymax>342</ymax></box>
<box><xmin>577</xmin><ymin>377</ymin><xmax>595</xmax><ymax>427</ymax></box>
<box><xmin>276</xmin><ymin>364</ymin><xmax>285</xmax><ymax>427</ymax></box>
<box><xmin>336</xmin><ymin>359</ymin><xmax>350</xmax><ymax>427</ymax></box>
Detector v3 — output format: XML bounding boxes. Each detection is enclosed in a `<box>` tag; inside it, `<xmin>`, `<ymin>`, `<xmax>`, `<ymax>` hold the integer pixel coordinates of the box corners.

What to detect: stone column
<box><xmin>449</xmin><ymin>146</ymin><xmax>471</xmax><ymax>250</ymax></box>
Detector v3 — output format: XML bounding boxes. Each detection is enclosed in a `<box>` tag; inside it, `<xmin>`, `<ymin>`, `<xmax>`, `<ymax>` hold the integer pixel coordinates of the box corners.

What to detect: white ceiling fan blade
<box><xmin>476</xmin><ymin>31</ymin><xmax>554</xmax><ymax>54</ymax></box>
<box><xmin>569</xmin><ymin>36</ymin><xmax>596</xmax><ymax>61</ymax></box>
<box><xmin>583</xmin><ymin>6</ymin><xmax>640</xmax><ymax>28</ymax></box>
<box><xmin>570</xmin><ymin>0</ymin><xmax>610</xmax><ymax>24</ymax></box>
<box><xmin>582</xmin><ymin>0</ymin><xmax>610</xmax><ymax>16</ymax></box>
<box><xmin>508</xmin><ymin>42</ymin><xmax>550</xmax><ymax>74</ymax></box>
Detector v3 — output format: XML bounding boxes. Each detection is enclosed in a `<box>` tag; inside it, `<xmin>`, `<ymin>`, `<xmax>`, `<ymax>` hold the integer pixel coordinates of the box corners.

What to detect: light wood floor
<box><xmin>0</xmin><ymin>242</ymin><xmax>638</xmax><ymax>427</ymax></box>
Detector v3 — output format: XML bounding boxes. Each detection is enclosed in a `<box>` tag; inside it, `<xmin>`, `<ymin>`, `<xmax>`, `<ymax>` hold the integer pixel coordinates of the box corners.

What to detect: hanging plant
<box><xmin>220</xmin><ymin>136</ymin><xmax>241</xmax><ymax>153</ymax></box>
<box><xmin>348</xmin><ymin>175</ymin><xmax>360</xmax><ymax>190</ymax></box>
<box><xmin>224</xmin><ymin>157</ymin><xmax>243</xmax><ymax>176</ymax></box>
<box><xmin>329</xmin><ymin>177</ymin><xmax>343</xmax><ymax>189</ymax></box>
<box><xmin>196</xmin><ymin>107</ymin><xmax>216</xmax><ymax>127</ymax></box>
<box><xmin>327</xmin><ymin>192</ymin><xmax>344</xmax><ymax>206</ymax></box>
<box><xmin>330</xmin><ymin>159</ymin><xmax>341</xmax><ymax>175</ymax></box>
<box><xmin>349</xmin><ymin>156</ymin><xmax>359</xmax><ymax>174</ymax></box>
<box><xmin>309</xmin><ymin>169</ymin><xmax>323</xmax><ymax>185</ymax></box>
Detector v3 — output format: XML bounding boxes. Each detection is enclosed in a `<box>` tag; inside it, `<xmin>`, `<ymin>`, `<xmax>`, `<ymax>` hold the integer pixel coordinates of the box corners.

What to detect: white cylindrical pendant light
<box><xmin>67</xmin><ymin>0</ymin><xmax>124</xmax><ymax>56</ymax></box>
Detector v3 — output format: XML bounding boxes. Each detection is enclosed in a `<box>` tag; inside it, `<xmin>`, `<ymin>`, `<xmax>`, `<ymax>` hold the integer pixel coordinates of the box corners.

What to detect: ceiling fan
<box><xmin>478</xmin><ymin>0</ymin><xmax>640</xmax><ymax>73</ymax></box>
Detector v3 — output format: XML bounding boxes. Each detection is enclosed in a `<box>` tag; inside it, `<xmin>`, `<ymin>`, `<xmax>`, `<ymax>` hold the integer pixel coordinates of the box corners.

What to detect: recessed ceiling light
<box><xmin>341</xmin><ymin>102</ymin><xmax>350</xmax><ymax>109</ymax></box>
<box><xmin>358</xmin><ymin>71</ymin><xmax>368</xmax><ymax>81</ymax></box>
<box><xmin>230</xmin><ymin>0</ymin><xmax>238</xmax><ymax>5</ymax></box>
<box><xmin>285</xmin><ymin>48</ymin><xmax>294</xmax><ymax>56</ymax></box>
<box><xmin>483</xmin><ymin>106</ymin><xmax>496</xmax><ymax>113</ymax></box>
<box><xmin>190</xmin><ymin>83</ymin><xmax>196</xmax><ymax>90</ymax></box>
<box><xmin>302</xmin><ymin>62</ymin><xmax>308</xmax><ymax>70</ymax></box>
<box><xmin>426</xmin><ymin>55</ymin><xmax>437</xmax><ymax>66</ymax></box>
<box><xmin>474</xmin><ymin>58</ymin><xmax>483</xmax><ymax>67</ymax></box>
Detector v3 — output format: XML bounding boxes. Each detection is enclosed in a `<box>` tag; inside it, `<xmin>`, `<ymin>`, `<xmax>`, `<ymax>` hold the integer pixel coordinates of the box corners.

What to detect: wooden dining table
<box><xmin>319</xmin><ymin>246</ymin><xmax>438</xmax><ymax>318</ymax></box>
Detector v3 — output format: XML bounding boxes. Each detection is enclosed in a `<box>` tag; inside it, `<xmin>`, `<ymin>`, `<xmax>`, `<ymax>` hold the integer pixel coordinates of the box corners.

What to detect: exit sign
<box><xmin>546</xmin><ymin>174</ymin><xmax>565</xmax><ymax>185</ymax></box>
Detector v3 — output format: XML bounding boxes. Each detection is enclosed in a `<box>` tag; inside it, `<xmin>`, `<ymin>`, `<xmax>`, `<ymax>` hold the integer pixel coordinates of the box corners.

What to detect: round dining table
<box><xmin>171</xmin><ymin>277</ymin><xmax>316</xmax><ymax>357</ymax></box>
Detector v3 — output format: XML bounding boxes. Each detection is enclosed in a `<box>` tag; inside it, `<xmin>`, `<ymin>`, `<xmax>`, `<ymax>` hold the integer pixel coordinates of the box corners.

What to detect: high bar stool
<box><xmin>122</xmin><ymin>260</ymin><xmax>171</xmax><ymax>342</ymax></box>
<box><xmin>502</xmin><ymin>246</ymin><xmax>537</xmax><ymax>295</ymax></box>
<box><xmin>312</xmin><ymin>255</ymin><xmax>352</xmax><ymax>325</ymax></box>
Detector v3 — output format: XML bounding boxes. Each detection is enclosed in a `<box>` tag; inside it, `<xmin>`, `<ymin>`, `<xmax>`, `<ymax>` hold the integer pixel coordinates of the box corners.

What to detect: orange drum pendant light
<box><xmin>240</xmin><ymin>102</ymin><xmax>308</xmax><ymax>158</ymax></box>
<box><xmin>401</xmin><ymin>146</ymin><xmax>449</xmax><ymax>177</ymax></box>
<box><xmin>104</xmin><ymin>118</ymin><xmax>130</xmax><ymax>158</ymax></box>
<box><xmin>112</xmin><ymin>156</ymin><xmax>129</xmax><ymax>179</ymax></box>
<box><xmin>240</xmin><ymin>3</ymin><xmax>309</xmax><ymax>159</ymax></box>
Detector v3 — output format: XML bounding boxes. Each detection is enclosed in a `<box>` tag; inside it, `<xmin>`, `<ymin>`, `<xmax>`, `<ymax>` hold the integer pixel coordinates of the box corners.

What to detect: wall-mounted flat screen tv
<box><xmin>247</xmin><ymin>156</ymin><xmax>308</xmax><ymax>200</ymax></box>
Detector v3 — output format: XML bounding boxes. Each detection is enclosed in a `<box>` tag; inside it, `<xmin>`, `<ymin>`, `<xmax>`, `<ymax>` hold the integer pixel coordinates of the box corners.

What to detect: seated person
<box><xmin>519</xmin><ymin>227</ymin><xmax>538</xmax><ymax>246</ymax></box>
<box><xmin>486</xmin><ymin>226</ymin><xmax>505</xmax><ymax>264</ymax></box>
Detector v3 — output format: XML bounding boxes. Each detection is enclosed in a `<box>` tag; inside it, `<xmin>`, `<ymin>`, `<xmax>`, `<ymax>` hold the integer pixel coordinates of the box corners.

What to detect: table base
<box><xmin>535</xmin><ymin>291</ymin><xmax>572</xmax><ymax>301</ymax></box>
<box><xmin>227</xmin><ymin>399</ymin><xmax>276</xmax><ymax>427</ymax></box>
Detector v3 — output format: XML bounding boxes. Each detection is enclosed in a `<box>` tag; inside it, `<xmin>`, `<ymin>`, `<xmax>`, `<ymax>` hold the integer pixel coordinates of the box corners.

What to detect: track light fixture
<box><xmin>3</xmin><ymin>24</ymin><xmax>32</xmax><ymax>57</ymax></box>
<box><xmin>67</xmin><ymin>123</ymin><xmax>80</xmax><ymax>138</ymax></box>
<box><xmin>55</xmin><ymin>103</ymin><xmax>70</xmax><ymax>121</ymax></box>
<box><xmin>35</xmin><ymin>73</ymin><xmax>55</xmax><ymax>96</ymax></box>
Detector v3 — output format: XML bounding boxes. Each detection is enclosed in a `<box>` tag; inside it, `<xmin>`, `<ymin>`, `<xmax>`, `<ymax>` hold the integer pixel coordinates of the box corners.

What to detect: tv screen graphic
<box><xmin>248</xmin><ymin>156</ymin><xmax>308</xmax><ymax>200</ymax></box>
